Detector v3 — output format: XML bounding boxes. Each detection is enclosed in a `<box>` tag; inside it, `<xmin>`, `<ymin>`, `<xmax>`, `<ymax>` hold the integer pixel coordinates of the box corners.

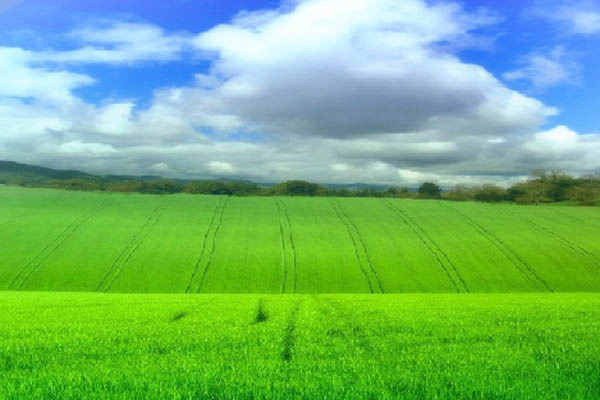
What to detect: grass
<box><xmin>2</xmin><ymin>186</ymin><xmax>600</xmax><ymax>398</ymax></box>
<box><xmin>0</xmin><ymin>292</ymin><xmax>599</xmax><ymax>399</ymax></box>
<box><xmin>1</xmin><ymin>186</ymin><xmax>599</xmax><ymax>293</ymax></box>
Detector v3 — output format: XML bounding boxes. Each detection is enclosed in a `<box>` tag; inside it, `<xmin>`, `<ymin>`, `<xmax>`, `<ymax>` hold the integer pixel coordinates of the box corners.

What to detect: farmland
<box><xmin>1</xmin><ymin>186</ymin><xmax>599</xmax><ymax>293</ymax></box>
<box><xmin>2</xmin><ymin>186</ymin><xmax>600</xmax><ymax>399</ymax></box>
<box><xmin>1</xmin><ymin>292</ymin><xmax>599</xmax><ymax>399</ymax></box>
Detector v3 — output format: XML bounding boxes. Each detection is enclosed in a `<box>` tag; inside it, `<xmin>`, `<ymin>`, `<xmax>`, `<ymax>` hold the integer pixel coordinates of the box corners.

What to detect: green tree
<box><xmin>272</xmin><ymin>180</ymin><xmax>324</xmax><ymax>196</ymax></box>
<box><xmin>566</xmin><ymin>183</ymin><xmax>600</xmax><ymax>205</ymax></box>
<box><xmin>418</xmin><ymin>182</ymin><xmax>442</xmax><ymax>199</ymax></box>
<box><xmin>444</xmin><ymin>184</ymin><xmax>475</xmax><ymax>201</ymax></box>
<box><xmin>473</xmin><ymin>184</ymin><xmax>507</xmax><ymax>202</ymax></box>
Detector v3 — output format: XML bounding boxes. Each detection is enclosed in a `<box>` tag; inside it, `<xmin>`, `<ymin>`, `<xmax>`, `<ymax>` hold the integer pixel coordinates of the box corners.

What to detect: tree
<box><xmin>473</xmin><ymin>184</ymin><xmax>507</xmax><ymax>202</ymax></box>
<box><xmin>139</xmin><ymin>179</ymin><xmax>184</xmax><ymax>195</ymax></box>
<box><xmin>271</xmin><ymin>180</ymin><xmax>323</xmax><ymax>196</ymax></box>
<box><xmin>418</xmin><ymin>182</ymin><xmax>441</xmax><ymax>199</ymax></box>
<box><xmin>510</xmin><ymin>181</ymin><xmax>550</xmax><ymax>205</ymax></box>
<box><xmin>566</xmin><ymin>183</ymin><xmax>600</xmax><ymax>205</ymax></box>
<box><xmin>385</xmin><ymin>186</ymin><xmax>410</xmax><ymax>198</ymax></box>
<box><xmin>47</xmin><ymin>178</ymin><xmax>101</xmax><ymax>191</ymax></box>
<box><xmin>444</xmin><ymin>184</ymin><xmax>474</xmax><ymax>201</ymax></box>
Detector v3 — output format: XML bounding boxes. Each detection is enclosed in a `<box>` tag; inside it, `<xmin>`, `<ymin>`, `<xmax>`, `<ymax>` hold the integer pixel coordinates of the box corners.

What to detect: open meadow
<box><xmin>1</xmin><ymin>292</ymin><xmax>599</xmax><ymax>399</ymax></box>
<box><xmin>1</xmin><ymin>186</ymin><xmax>600</xmax><ymax>399</ymax></box>
<box><xmin>1</xmin><ymin>186</ymin><xmax>599</xmax><ymax>294</ymax></box>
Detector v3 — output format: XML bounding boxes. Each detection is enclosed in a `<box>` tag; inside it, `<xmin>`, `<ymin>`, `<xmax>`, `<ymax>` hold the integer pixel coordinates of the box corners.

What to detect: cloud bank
<box><xmin>1</xmin><ymin>0</ymin><xmax>599</xmax><ymax>186</ymax></box>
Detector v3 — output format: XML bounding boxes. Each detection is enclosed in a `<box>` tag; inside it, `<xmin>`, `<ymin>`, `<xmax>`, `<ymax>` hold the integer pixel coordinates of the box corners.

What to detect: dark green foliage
<box><xmin>473</xmin><ymin>184</ymin><xmax>507</xmax><ymax>202</ymax></box>
<box><xmin>183</xmin><ymin>180</ymin><xmax>262</xmax><ymax>196</ymax></box>
<box><xmin>418</xmin><ymin>182</ymin><xmax>442</xmax><ymax>198</ymax></box>
<box><xmin>272</xmin><ymin>180</ymin><xmax>324</xmax><ymax>196</ymax></box>
<box><xmin>2</xmin><ymin>161</ymin><xmax>599</xmax><ymax>204</ymax></box>
<box><xmin>567</xmin><ymin>182</ymin><xmax>600</xmax><ymax>205</ymax></box>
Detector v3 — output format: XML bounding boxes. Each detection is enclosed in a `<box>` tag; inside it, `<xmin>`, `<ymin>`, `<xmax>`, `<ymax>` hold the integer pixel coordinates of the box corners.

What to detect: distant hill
<box><xmin>0</xmin><ymin>160</ymin><xmax>399</xmax><ymax>191</ymax></box>
<box><xmin>0</xmin><ymin>161</ymin><xmax>164</xmax><ymax>185</ymax></box>
<box><xmin>0</xmin><ymin>160</ymin><xmax>98</xmax><ymax>182</ymax></box>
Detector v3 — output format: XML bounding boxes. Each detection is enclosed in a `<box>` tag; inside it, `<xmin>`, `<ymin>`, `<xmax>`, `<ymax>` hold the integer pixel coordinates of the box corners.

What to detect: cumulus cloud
<box><xmin>190</xmin><ymin>0</ymin><xmax>551</xmax><ymax>139</ymax></box>
<box><xmin>503</xmin><ymin>46</ymin><xmax>579</xmax><ymax>90</ymax></box>
<box><xmin>0</xmin><ymin>0</ymin><xmax>599</xmax><ymax>186</ymax></box>
<box><xmin>519</xmin><ymin>125</ymin><xmax>600</xmax><ymax>169</ymax></box>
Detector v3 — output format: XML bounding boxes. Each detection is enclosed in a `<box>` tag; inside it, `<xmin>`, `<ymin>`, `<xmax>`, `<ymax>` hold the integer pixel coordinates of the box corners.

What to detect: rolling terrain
<box><xmin>1</xmin><ymin>186</ymin><xmax>599</xmax><ymax>293</ymax></box>
<box><xmin>2</xmin><ymin>186</ymin><xmax>600</xmax><ymax>399</ymax></box>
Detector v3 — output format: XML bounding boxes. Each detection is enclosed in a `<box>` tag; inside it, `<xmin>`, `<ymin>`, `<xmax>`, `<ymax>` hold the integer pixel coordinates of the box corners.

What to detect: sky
<box><xmin>1</xmin><ymin>0</ymin><xmax>599</xmax><ymax>186</ymax></box>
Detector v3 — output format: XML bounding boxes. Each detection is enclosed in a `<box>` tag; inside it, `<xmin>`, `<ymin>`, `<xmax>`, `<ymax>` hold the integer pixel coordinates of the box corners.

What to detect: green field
<box><xmin>1</xmin><ymin>186</ymin><xmax>599</xmax><ymax>293</ymax></box>
<box><xmin>2</xmin><ymin>186</ymin><xmax>600</xmax><ymax>399</ymax></box>
<box><xmin>1</xmin><ymin>292</ymin><xmax>599</xmax><ymax>399</ymax></box>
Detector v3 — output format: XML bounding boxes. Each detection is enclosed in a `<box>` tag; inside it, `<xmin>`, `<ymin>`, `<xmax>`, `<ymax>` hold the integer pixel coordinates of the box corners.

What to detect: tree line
<box><xmin>442</xmin><ymin>170</ymin><xmax>600</xmax><ymax>205</ymax></box>
<box><xmin>2</xmin><ymin>169</ymin><xmax>598</xmax><ymax>205</ymax></box>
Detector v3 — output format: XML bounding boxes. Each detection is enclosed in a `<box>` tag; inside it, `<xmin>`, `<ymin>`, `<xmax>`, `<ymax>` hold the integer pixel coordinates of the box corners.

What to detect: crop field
<box><xmin>1</xmin><ymin>186</ymin><xmax>599</xmax><ymax>293</ymax></box>
<box><xmin>1</xmin><ymin>292</ymin><xmax>599</xmax><ymax>399</ymax></box>
<box><xmin>2</xmin><ymin>187</ymin><xmax>600</xmax><ymax>399</ymax></box>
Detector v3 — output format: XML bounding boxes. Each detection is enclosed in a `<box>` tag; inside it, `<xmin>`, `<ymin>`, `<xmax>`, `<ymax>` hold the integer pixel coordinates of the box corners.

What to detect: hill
<box><xmin>1</xmin><ymin>186</ymin><xmax>599</xmax><ymax>293</ymax></box>
<box><xmin>0</xmin><ymin>160</ymin><xmax>98</xmax><ymax>182</ymax></box>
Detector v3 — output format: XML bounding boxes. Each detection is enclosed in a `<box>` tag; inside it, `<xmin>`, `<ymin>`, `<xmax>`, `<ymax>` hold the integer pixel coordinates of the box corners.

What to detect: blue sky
<box><xmin>0</xmin><ymin>0</ymin><xmax>599</xmax><ymax>185</ymax></box>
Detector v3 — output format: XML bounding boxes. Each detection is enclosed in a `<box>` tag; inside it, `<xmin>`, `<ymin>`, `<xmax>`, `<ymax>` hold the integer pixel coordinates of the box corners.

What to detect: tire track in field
<box><xmin>274</xmin><ymin>198</ymin><xmax>288</xmax><ymax>293</ymax></box>
<box><xmin>193</xmin><ymin>196</ymin><xmax>230</xmax><ymax>293</ymax></box>
<box><xmin>330</xmin><ymin>200</ymin><xmax>374</xmax><ymax>294</ymax></box>
<box><xmin>438</xmin><ymin>203</ymin><xmax>553</xmax><ymax>292</ymax></box>
<box><xmin>553</xmin><ymin>210</ymin><xmax>600</xmax><ymax>230</ymax></box>
<box><xmin>332</xmin><ymin>199</ymin><xmax>384</xmax><ymax>294</ymax></box>
<box><xmin>501</xmin><ymin>206</ymin><xmax>600</xmax><ymax>271</ymax></box>
<box><xmin>385</xmin><ymin>200</ymin><xmax>469</xmax><ymax>293</ymax></box>
<box><xmin>96</xmin><ymin>199</ymin><xmax>171</xmax><ymax>292</ymax></box>
<box><xmin>184</xmin><ymin>197</ymin><xmax>225</xmax><ymax>293</ymax></box>
<box><xmin>7</xmin><ymin>200</ymin><xmax>113</xmax><ymax>291</ymax></box>
<box><xmin>274</xmin><ymin>197</ymin><xmax>297</xmax><ymax>293</ymax></box>
<box><xmin>281</xmin><ymin>300</ymin><xmax>302</xmax><ymax>362</ymax></box>
<box><xmin>555</xmin><ymin>210</ymin><xmax>589</xmax><ymax>225</ymax></box>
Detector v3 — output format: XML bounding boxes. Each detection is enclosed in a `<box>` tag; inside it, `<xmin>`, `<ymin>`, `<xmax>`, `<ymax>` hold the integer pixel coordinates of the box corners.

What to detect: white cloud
<box><xmin>546</xmin><ymin>5</ymin><xmax>600</xmax><ymax>35</ymax></box>
<box><xmin>39</xmin><ymin>141</ymin><xmax>118</xmax><ymax>155</ymax></box>
<box><xmin>503</xmin><ymin>46</ymin><xmax>578</xmax><ymax>89</ymax></box>
<box><xmin>0</xmin><ymin>47</ymin><xmax>94</xmax><ymax>103</ymax></box>
<box><xmin>33</xmin><ymin>22</ymin><xmax>192</xmax><ymax>65</ymax></box>
<box><xmin>190</xmin><ymin>0</ymin><xmax>550</xmax><ymax>139</ymax></box>
<box><xmin>1</xmin><ymin>0</ymin><xmax>599</xmax><ymax>186</ymax></box>
<box><xmin>207</xmin><ymin>161</ymin><xmax>237</xmax><ymax>175</ymax></box>
<box><xmin>93</xmin><ymin>103</ymin><xmax>136</xmax><ymax>136</ymax></box>
<box><xmin>521</xmin><ymin>125</ymin><xmax>600</xmax><ymax>168</ymax></box>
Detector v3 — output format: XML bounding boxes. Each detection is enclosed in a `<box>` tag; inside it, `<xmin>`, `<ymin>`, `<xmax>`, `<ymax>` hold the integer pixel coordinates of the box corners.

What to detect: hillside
<box><xmin>0</xmin><ymin>160</ymin><xmax>98</xmax><ymax>182</ymax></box>
<box><xmin>1</xmin><ymin>186</ymin><xmax>599</xmax><ymax>293</ymax></box>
